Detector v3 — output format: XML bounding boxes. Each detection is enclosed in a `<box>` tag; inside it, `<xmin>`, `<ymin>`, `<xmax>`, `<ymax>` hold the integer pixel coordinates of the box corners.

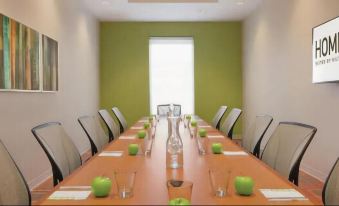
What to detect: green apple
<box><xmin>91</xmin><ymin>176</ymin><xmax>112</xmax><ymax>197</ymax></box>
<box><xmin>198</xmin><ymin>128</ymin><xmax>207</xmax><ymax>137</ymax></box>
<box><xmin>144</xmin><ymin>122</ymin><xmax>150</xmax><ymax>129</ymax></box>
<box><xmin>211</xmin><ymin>143</ymin><xmax>223</xmax><ymax>154</ymax></box>
<box><xmin>137</xmin><ymin>130</ymin><xmax>146</xmax><ymax>139</ymax></box>
<box><xmin>168</xmin><ymin>197</ymin><xmax>191</xmax><ymax>205</ymax></box>
<box><xmin>234</xmin><ymin>176</ymin><xmax>254</xmax><ymax>196</ymax></box>
<box><xmin>185</xmin><ymin>115</ymin><xmax>192</xmax><ymax>120</ymax></box>
<box><xmin>128</xmin><ymin>144</ymin><xmax>139</xmax><ymax>156</ymax></box>
<box><xmin>148</xmin><ymin>116</ymin><xmax>153</xmax><ymax>122</ymax></box>
<box><xmin>190</xmin><ymin>120</ymin><xmax>197</xmax><ymax>127</ymax></box>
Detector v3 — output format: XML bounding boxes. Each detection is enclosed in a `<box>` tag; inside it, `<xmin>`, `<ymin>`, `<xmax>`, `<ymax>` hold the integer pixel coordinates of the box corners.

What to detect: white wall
<box><xmin>243</xmin><ymin>0</ymin><xmax>339</xmax><ymax>181</ymax></box>
<box><xmin>0</xmin><ymin>0</ymin><xmax>99</xmax><ymax>188</ymax></box>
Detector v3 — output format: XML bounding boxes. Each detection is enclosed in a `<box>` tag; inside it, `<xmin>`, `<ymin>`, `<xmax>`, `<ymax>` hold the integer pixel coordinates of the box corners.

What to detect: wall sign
<box><xmin>0</xmin><ymin>13</ymin><xmax>58</xmax><ymax>92</ymax></box>
<box><xmin>312</xmin><ymin>16</ymin><xmax>339</xmax><ymax>83</ymax></box>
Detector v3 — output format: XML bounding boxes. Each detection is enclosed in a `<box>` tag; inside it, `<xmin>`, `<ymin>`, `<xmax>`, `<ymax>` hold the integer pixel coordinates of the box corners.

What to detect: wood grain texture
<box><xmin>38</xmin><ymin>117</ymin><xmax>317</xmax><ymax>205</ymax></box>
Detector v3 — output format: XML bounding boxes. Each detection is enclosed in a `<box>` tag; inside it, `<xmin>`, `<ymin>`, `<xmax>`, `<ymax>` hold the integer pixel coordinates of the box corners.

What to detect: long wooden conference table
<box><xmin>38</xmin><ymin>117</ymin><xmax>318</xmax><ymax>205</ymax></box>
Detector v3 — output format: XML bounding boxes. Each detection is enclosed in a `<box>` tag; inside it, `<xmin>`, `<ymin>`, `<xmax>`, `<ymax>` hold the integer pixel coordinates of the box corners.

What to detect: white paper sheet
<box><xmin>119</xmin><ymin>136</ymin><xmax>136</xmax><ymax>140</ymax></box>
<box><xmin>59</xmin><ymin>186</ymin><xmax>91</xmax><ymax>190</ymax></box>
<box><xmin>260</xmin><ymin>189</ymin><xmax>307</xmax><ymax>200</ymax></box>
<box><xmin>48</xmin><ymin>191</ymin><xmax>91</xmax><ymax>200</ymax></box>
<box><xmin>199</xmin><ymin>125</ymin><xmax>212</xmax><ymax>128</ymax></box>
<box><xmin>98</xmin><ymin>151</ymin><xmax>123</xmax><ymax>157</ymax></box>
<box><xmin>223</xmin><ymin>151</ymin><xmax>248</xmax><ymax>156</ymax></box>
<box><xmin>138</xmin><ymin>120</ymin><xmax>149</xmax><ymax>123</ymax></box>
<box><xmin>131</xmin><ymin>126</ymin><xmax>143</xmax><ymax>130</ymax></box>
<box><xmin>207</xmin><ymin>135</ymin><xmax>224</xmax><ymax>139</ymax></box>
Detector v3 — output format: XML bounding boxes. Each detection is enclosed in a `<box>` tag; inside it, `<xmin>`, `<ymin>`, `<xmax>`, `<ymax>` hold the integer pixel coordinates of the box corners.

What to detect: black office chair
<box><xmin>0</xmin><ymin>140</ymin><xmax>31</xmax><ymax>205</ymax></box>
<box><xmin>157</xmin><ymin>104</ymin><xmax>170</xmax><ymax>117</ymax></box>
<box><xmin>78</xmin><ymin>115</ymin><xmax>109</xmax><ymax>155</ymax></box>
<box><xmin>173</xmin><ymin>104</ymin><xmax>181</xmax><ymax>117</ymax></box>
<box><xmin>322</xmin><ymin>158</ymin><xmax>339</xmax><ymax>205</ymax></box>
<box><xmin>211</xmin><ymin>106</ymin><xmax>227</xmax><ymax>130</ymax></box>
<box><xmin>220</xmin><ymin>108</ymin><xmax>242</xmax><ymax>139</ymax></box>
<box><xmin>31</xmin><ymin>122</ymin><xmax>82</xmax><ymax>186</ymax></box>
<box><xmin>98</xmin><ymin>109</ymin><xmax>120</xmax><ymax>142</ymax></box>
<box><xmin>157</xmin><ymin>104</ymin><xmax>181</xmax><ymax>117</ymax></box>
<box><xmin>242</xmin><ymin>114</ymin><xmax>273</xmax><ymax>157</ymax></box>
<box><xmin>112</xmin><ymin>107</ymin><xmax>128</xmax><ymax>133</ymax></box>
<box><xmin>261</xmin><ymin>122</ymin><xmax>317</xmax><ymax>185</ymax></box>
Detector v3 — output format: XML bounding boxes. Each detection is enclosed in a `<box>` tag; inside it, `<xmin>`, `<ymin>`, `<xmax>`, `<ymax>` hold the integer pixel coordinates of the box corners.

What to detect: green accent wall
<box><xmin>100</xmin><ymin>22</ymin><xmax>243</xmax><ymax>135</ymax></box>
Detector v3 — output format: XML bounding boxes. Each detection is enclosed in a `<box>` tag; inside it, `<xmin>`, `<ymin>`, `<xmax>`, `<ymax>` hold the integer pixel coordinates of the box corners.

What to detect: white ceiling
<box><xmin>84</xmin><ymin>0</ymin><xmax>262</xmax><ymax>22</ymax></box>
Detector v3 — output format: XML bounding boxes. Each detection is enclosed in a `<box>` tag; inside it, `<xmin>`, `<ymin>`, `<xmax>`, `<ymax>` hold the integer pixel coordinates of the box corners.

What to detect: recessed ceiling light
<box><xmin>198</xmin><ymin>9</ymin><xmax>205</xmax><ymax>13</ymax></box>
<box><xmin>236</xmin><ymin>1</ymin><xmax>244</xmax><ymax>5</ymax></box>
<box><xmin>101</xmin><ymin>0</ymin><xmax>111</xmax><ymax>6</ymax></box>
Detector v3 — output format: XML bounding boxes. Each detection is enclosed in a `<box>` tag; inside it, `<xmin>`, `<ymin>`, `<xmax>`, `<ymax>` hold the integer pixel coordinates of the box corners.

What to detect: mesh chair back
<box><xmin>31</xmin><ymin>122</ymin><xmax>81</xmax><ymax>186</ymax></box>
<box><xmin>98</xmin><ymin>109</ymin><xmax>120</xmax><ymax>141</ymax></box>
<box><xmin>242</xmin><ymin>115</ymin><xmax>273</xmax><ymax>157</ymax></box>
<box><xmin>220</xmin><ymin>108</ymin><xmax>242</xmax><ymax>139</ymax></box>
<box><xmin>173</xmin><ymin>104</ymin><xmax>181</xmax><ymax>116</ymax></box>
<box><xmin>0</xmin><ymin>140</ymin><xmax>31</xmax><ymax>205</ymax></box>
<box><xmin>211</xmin><ymin>106</ymin><xmax>227</xmax><ymax>130</ymax></box>
<box><xmin>323</xmin><ymin>158</ymin><xmax>339</xmax><ymax>205</ymax></box>
<box><xmin>261</xmin><ymin>122</ymin><xmax>317</xmax><ymax>185</ymax></box>
<box><xmin>78</xmin><ymin>116</ymin><xmax>109</xmax><ymax>155</ymax></box>
<box><xmin>157</xmin><ymin>104</ymin><xmax>171</xmax><ymax>116</ymax></box>
<box><xmin>112</xmin><ymin>107</ymin><xmax>128</xmax><ymax>133</ymax></box>
<box><xmin>157</xmin><ymin>104</ymin><xmax>181</xmax><ymax>117</ymax></box>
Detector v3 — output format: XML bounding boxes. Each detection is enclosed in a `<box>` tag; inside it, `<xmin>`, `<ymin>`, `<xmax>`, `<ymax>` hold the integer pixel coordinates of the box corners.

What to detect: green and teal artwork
<box><xmin>0</xmin><ymin>13</ymin><xmax>58</xmax><ymax>92</ymax></box>
<box><xmin>42</xmin><ymin>35</ymin><xmax>58</xmax><ymax>91</ymax></box>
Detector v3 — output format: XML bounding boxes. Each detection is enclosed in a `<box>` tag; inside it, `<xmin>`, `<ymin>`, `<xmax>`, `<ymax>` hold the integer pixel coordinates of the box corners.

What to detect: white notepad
<box><xmin>207</xmin><ymin>135</ymin><xmax>224</xmax><ymax>139</ymax></box>
<box><xmin>119</xmin><ymin>136</ymin><xmax>136</xmax><ymax>140</ymax></box>
<box><xmin>260</xmin><ymin>189</ymin><xmax>307</xmax><ymax>200</ymax></box>
<box><xmin>223</xmin><ymin>151</ymin><xmax>248</xmax><ymax>156</ymax></box>
<box><xmin>199</xmin><ymin>125</ymin><xmax>212</xmax><ymax>128</ymax></box>
<box><xmin>59</xmin><ymin>186</ymin><xmax>91</xmax><ymax>190</ymax></box>
<box><xmin>131</xmin><ymin>126</ymin><xmax>143</xmax><ymax>130</ymax></box>
<box><xmin>99</xmin><ymin>151</ymin><xmax>123</xmax><ymax>157</ymax></box>
<box><xmin>138</xmin><ymin>120</ymin><xmax>149</xmax><ymax>123</ymax></box>
<box><xmin>48</xmin><ymin>191</ymin><xmax>91</xmax><ymax>200</ymax></box>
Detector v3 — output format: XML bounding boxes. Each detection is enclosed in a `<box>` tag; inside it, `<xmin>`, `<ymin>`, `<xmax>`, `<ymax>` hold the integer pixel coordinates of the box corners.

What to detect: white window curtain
<box><xmin>149</xmin><ymin>37</ymin><xmax>195</xmax><ymax>115</ymax></box>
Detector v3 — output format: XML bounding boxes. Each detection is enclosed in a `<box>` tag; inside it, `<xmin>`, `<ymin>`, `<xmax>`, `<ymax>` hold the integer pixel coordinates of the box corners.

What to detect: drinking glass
<box><xmin>136</xmin><ymin>137</ymin><xmax>152</xmax><ymax>156</ymax></box>
<box><xmin>183</xmin><ymin>115</ymin><xmax>189</xmax><ymax>128</ymax></box>
<box><xmin>196</xmin><ymin>137</ymin><xmax>209</xmax><ymax>155</ymax></box>
<box><xmin>167</xmin><ymin>180</ymin><xmax>193</xmax><ymax>201</ymax></box>
<box><xmin>144</xmin><ymin>131</ymin><xmax>154</xmax><ymax>156</ymax></box>
<box><xmin>148</xmin><ymin>127</ymin><xmax>155</xmax><ymax>139</ymax></box>
<box><xmin>114</xmin><ymin>170</ymin><xmax>136</xmax><ymax>199</ymax></box>
<box><xmin>209</xmin><ymin>169</ymin><xmax>231</xmax><ymax>197</ymax></box>
<box><xmin>149</xmin><ymin>115</ymin><xmax>157</xmax><ymax>128</ymax></box>
<box><xmin>190</xmin><ymin>126</ymin><xmax>197</xmax><ymax>139</ymax></box>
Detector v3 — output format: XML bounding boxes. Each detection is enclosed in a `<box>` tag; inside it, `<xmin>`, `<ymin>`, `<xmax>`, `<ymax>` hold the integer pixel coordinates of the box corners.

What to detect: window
<box><xmin>149</xmin><ymin>37</ymin><xmax>194</xmax><ymax>115</ymax></box>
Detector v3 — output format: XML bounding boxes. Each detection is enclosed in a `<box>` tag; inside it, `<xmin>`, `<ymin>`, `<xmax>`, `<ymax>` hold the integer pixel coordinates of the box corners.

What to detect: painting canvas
<box><xmin>0</xmin><ymin>14</ymin><xmax>40</xmax><ymax>90</ymax></box>
<box><xmin>42</xmin><ymin>35</ymin><xmax>58</xmax><ymax>91</ymax></box>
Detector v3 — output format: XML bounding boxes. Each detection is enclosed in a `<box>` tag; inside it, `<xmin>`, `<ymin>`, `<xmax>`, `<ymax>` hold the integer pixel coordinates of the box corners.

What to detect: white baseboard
<box><xmin>28</xmin><ymin>169</ymin><xmax>52</xmax><ymax>190</ymax></box>
<box><xmin>301</xmin><ymin>163</ymin><xmax>327</xmax><ymax>182</ymax></box>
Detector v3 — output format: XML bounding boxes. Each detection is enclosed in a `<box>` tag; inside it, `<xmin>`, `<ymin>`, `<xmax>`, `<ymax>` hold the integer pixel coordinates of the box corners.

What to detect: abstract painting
<box><xmin>0</xmin><ymin>14</ymin><xmax>40</xmax><ymax>90</ymax></box>
<box><xmin>42</xmin><ymin>35</ymin><xmax>58</xmax><ymax>91</ymax></box>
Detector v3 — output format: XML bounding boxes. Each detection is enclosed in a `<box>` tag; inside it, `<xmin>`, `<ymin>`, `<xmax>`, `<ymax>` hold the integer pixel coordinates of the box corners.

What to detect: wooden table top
<box><xmin>38</xmin><ymin>117</ymin><xmax>318</xmax><ymax>205</ymax></box>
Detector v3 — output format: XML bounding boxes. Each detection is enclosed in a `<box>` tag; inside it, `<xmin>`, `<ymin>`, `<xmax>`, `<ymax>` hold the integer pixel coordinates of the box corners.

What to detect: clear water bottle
<box><xmin>166</xmin><ymin>116</ymin><xmax>183</xmax><ymax>169</ymax></box>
